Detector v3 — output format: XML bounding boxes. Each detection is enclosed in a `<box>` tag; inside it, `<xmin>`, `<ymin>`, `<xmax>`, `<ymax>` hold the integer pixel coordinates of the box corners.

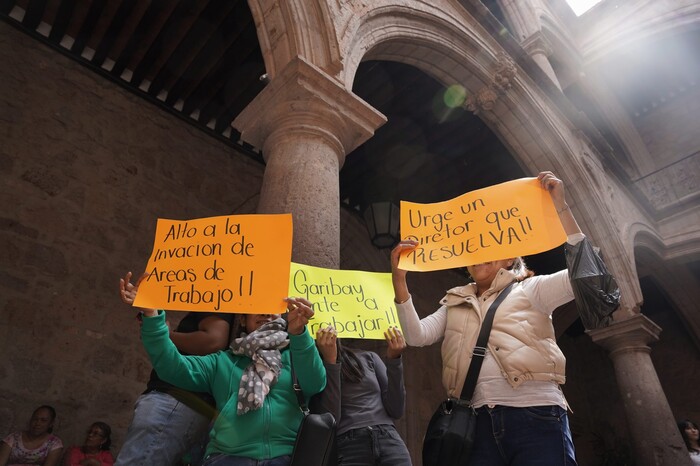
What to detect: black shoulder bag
<box><xmin>289</xmin><ymin>355</ymin><xmax>338</xmax><ymax>466</ymax></box>
<box><xmin>422</xmin><ymin>282</ymin><xmax>515</xmax><ymax>466</ymax></box>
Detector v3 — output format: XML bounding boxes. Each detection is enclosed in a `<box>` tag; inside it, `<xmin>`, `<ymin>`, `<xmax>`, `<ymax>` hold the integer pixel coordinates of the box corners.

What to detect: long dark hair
<box><xmin>337</xmin><ymin>339</ymin><xmax>365</xmax><ymax>383</ymax></box>
<box><xmin>32</xmin><ymin>405</ymin><xmax>57</xmax><ymax>433</ymax></box>
<box><xmin>678</xmin><ymin>419</ymin><xmax>700</xmax><ymax>453</ymax></box>
<box><xmin>91</xmin><ymin>421</ymin><xmax>112</xmax><ymax>450</ymax></box>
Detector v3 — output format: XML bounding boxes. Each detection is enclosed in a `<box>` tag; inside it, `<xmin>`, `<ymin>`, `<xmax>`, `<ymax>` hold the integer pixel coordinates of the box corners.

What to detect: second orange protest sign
<box><xmin>133</xmin><ymin>213</ymin><xmax>292</xmax><ymax>313</ymax></box>
<box><xmin>398</xmin><ymin>178</ymin><xmax>566</xmax><ymax>271</ymax></box>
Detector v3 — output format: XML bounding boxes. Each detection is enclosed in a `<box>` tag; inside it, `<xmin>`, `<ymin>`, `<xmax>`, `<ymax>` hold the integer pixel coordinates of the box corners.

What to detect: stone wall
<box><xmin>632</xmin><ymin>84</ymin><xmax>700</xmax><ymax>210</ymax></box>
<box><xmin>635</xmin><ymin>84</ymin><xmax>700</xmax><ymax>165</ymax></box>
<box><xmin>0</xmin><ymin>21</ymin><xmax>264</xmax><ymax>452</ymax></box>
<box><xmin>2</xmin><ymin>16</ymin><xmax>699</xmax><ymax>466</ymax></box>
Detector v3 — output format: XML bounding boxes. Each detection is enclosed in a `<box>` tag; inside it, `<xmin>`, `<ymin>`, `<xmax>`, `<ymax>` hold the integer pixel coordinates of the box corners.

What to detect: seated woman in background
<box><xmin>0</xmin><ymin>405</ymin><xmax>63</xmax><ymax>466</ymax></box>
<box><xmin>62</xmin><ymin>422</ymin><xmax>114</xmax><ymax>466</ymax></box>
<box><xmin>678</xmin><ymin>420</ymin><xmax>700</xmax><ymax>466</ymax></box>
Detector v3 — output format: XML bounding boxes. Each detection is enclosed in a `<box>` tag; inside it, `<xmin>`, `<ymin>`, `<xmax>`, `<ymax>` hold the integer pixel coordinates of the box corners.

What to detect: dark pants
<box><xmin>337</xmin><ymin>424</ymin><xmax>412</xmax><ymax>466</ymax></box>
<box><xmin>201</xmin><ymin>454</ymin><xmax>290</xmax><ymax>466</ymax></box>
<box><xmin>468</xmin><ymin>405</ymin><xmax>578</xmax><ymax>466</ymax></box>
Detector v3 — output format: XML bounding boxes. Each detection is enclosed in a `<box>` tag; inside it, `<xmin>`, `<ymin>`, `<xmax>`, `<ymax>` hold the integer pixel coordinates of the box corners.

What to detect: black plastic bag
<box><xmin>565</xmin><ymin>237</ymin><xmax>620</xmax><ymax>330</ymax></box>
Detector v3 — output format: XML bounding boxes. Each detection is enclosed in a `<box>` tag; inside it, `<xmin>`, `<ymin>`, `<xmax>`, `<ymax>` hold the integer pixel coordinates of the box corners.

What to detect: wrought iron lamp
<box><xmin>363</xmin><ymin>201</ymin><xmax>400</xmax><ymax>249</ymax></box>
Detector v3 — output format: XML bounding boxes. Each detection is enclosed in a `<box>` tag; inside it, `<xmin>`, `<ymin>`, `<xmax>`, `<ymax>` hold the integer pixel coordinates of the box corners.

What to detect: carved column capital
<box><xmin>233</xmin><ymin>55</ymin><xmax>386</xmax><ymax>165</ymax></box>
<box><xmin>520</xmin><ymin>31</ymin><xmax>561</xmax><ymax>89</ymax></box>
<box><xmin>521</xmin><ymin>31</ymin><xmax>553</xmax><ymax>58</ymax></box>
<box><xmin>589</xmin><ymin>313</ymin><xmax>661</xmax><ymax>356</ymax></box>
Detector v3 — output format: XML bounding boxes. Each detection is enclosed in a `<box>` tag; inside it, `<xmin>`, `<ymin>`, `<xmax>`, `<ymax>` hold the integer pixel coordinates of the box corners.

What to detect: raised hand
<box><xmin>285</xmin><ymin>297</ymin><xmax>314</xmax><ymax>335</ymax></box>
<box><xmin>119</xmin><ymin>271</ymin><xmax>148</xmax><ymax>305</ymax></box>
<box><xmin>315</xmin><ymin>326</ymin><xmax>338</xmax><ymax>363</ymax></box>
<box><xmin>537</xmin><ymin>171</ymin><xmax>567</xmax><ymax>210</ymax></box>
<box><xmin>120</xmin><ymin>271</ymin><xmax>157</xmax><ymax>317</ymax></box>
<box><xmin>384</xmin><ymin>326</ymin><xmax>406</xmax><ymax>359</ymax></box>
<box><xmin>390</xmin><ymin>240</ymin><xmax>418</xmax><ymax>304</ymax></box>
<box><xmin>390</xmin><ymin>240</ymin><xmax>418</xmax><ymax>276</ymax></box>
<box><xmin>537</xmin><ymin>171</ymin><xmax>581</xmax><ymax>235</ymax></box>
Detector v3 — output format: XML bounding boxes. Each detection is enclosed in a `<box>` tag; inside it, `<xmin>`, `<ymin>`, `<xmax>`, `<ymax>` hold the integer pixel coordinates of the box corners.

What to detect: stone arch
<box><xmin>631</xmin><ymin>225</ymin><xmax>700</xmax><ymax>343</ymax></box>
<box><xmin>630</xmin><ymin>219</ymin><xmax>700</xmax><ymax>263</ymax></box>
<box><xmin>540</xmin><ymin>8</ymin><xmax>650</xmax><ymax>177</ymax></box>
<box><xmin>340</xmin><ymin>4</ymin><xmax>643</xmax><ymax>309</ymax></box>
<box><xmin>341</xmin><ymin>5</ymin><xmax>497</xmax><ymax>91</ymax></box>
<box><xmin>247</xmin><ymin>0</ymin><xmax>342</xmax><ymax>79</ymax></box>
<box><xmin>539</xmin><ymin>14</ymin><xmax>582</xmax><ymax>80</ymax></box>
<box><xmin>629</xmin><ymin>222</ymin><xmax>665</xmax><ymax>269</ymax></box>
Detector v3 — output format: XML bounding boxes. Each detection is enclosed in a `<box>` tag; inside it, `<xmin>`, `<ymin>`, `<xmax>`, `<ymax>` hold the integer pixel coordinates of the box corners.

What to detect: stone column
<box><xmin>590</xmin><ymin>314</ymin><xmax>691</xmax><ymax>466</ymax></box>
<box><xmin>496</xmin><ymin>0</ymin><xmax>539</xmax><ymax>41</ymax></box>
<box><xmin>233</xmin><ymin>57</ymin><xmax>386</xmax><ymax>268</ymax></box>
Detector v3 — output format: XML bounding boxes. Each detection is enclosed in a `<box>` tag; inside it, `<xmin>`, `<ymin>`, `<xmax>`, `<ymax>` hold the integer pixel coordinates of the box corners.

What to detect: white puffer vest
<box><xmin>440</xmin><ymin>269</ymin><xmax>566</xmax><ymax>398</ymax></box>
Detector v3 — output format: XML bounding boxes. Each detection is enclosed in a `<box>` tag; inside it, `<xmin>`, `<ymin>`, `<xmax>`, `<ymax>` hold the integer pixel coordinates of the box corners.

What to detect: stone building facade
<box><xmin>1</xmin><ymin>0</ymin><xmax>699</xmax><ymax>465</ymax></box>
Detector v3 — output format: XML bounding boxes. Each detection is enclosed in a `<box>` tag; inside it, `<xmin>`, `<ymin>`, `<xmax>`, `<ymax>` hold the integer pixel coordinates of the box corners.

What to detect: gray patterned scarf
<box><xmin>230</xmin><ymin>317</ymin><xmax>289</xmax><ymax>415</ymax></box>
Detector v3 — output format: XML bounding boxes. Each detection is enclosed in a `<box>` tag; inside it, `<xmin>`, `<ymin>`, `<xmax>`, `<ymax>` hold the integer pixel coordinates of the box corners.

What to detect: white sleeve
<box><xmin>395</xmin><ymin>296</ymin><xmax>447</xmax><ymax>347</ymax></box>
<box><xmin>520</xmin><ymin>269</ymin><xmax>575</xmax><ymax>316</ymax></box>
<box><xmin>567</xmin><ymin>233</ymin><xmax>585</xmax><ymax>245</ymax></box>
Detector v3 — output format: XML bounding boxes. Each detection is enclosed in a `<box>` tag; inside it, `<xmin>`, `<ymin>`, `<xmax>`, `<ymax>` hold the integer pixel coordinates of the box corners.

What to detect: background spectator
<box><xmin>0</xmin><ymin>405</ymin><xmax>63</xmax><ymax>466</ymax></box>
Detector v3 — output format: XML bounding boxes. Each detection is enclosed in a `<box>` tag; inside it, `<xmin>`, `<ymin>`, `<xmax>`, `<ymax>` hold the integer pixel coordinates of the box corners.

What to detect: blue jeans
<box><xmin>201</xmin><ymin>454</ymin><xmax>291</xmax><ymax>466</ymax></box>
<box><xmin>467</xmin><ymin>405</ymin><xmax>577</xmax><ymax>466</ymax></box>
<box><xmin>115</xmin><ymin>391</ymin><xmax>211</xmax><ymax>466</ymax></box>
<box><xmin>337</xmin><ymin>424</ymin><xmax>412</xmax><ymax>466</ymax></box>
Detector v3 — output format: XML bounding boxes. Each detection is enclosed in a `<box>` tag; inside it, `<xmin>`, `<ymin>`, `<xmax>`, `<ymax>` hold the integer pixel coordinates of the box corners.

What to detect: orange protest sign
<box><xmin>133</xmin><ymin>214</ymin><xmax>292</xmax><ymax>313</ymax></box>
<box><xmin>398</xmin><ymin>177</ymin><xmax>566</xmax><ymax>271</ymax></box>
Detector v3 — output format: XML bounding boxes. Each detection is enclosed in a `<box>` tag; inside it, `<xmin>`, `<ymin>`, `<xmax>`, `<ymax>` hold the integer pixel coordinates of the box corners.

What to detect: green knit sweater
<box><xmin>141</xmin><ymin>311</ymin><xmax>326</xmax><ymax>460</ymax></box>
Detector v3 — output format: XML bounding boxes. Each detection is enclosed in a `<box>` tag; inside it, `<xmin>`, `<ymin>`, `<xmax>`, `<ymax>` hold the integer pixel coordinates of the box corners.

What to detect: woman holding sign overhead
<box><xmin>118</xmin><ymin>272</ymin><xmax>234</xmax><ymax>466</ymax></box>
<box><xmin>314</xmin><ymin>325</ymin><xmax>412</xmax><ymax>466</ymax></box>
<box><xmin>125</xmin><ymin>276</ymin><xmax>326</xmax><ymax>466</ymax></box>
<box><xmin>391</xmin><ymin>172</ymin><xmax>589</xmax><ymax>466</ymax></box>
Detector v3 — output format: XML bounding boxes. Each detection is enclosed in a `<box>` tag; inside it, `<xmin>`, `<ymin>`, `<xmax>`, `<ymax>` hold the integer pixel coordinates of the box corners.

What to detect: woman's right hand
<box><xmin>120</xmin><ymin>271</ymin><xmax>146</xmax><ymax>304</ymax></box>
<box><xmin>120</xmin><ymin>271</ymin><xmax>157</xmax><ymax>317</ymax></box>
<box><xmin>315</xmin><ymin>326</ymin><xmax>338</xmax><ymax>364</ymax></box>
<box><xmin>391</xmin><ymin>240</ymin><xmax>418</xmax><ymax>303</ymax></box>
<box><xmin>391</xmin><ymin>240</ymin><xmax>418</xmax><ymax>275</ymax></box>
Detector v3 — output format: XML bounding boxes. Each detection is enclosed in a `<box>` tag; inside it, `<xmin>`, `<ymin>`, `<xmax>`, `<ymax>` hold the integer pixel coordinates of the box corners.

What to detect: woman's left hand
<box><xmin>537</xmin><ymin>170</ymin><xmax>582</xmax><ymax>235</ymax></box>
<box><xmin>285</xmin><ymin>297</ymin><xmax>314</xmax><ymax>335</ymax></box>
<box><xmin>385</xmin><ymin>326</ymin><xmax>406</xmax><ymax>359</ymax></box>
<box><xmin>537</xmin><ymin>171</ymin><xmax>566</xmax><ymax>210</ymax></box>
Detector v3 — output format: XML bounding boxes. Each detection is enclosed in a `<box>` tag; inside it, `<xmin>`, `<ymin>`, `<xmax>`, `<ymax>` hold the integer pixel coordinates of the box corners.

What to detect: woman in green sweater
<box><xmin>133</xmin><ymin>294</ymin><xmax>326</xmax><ymax>466</ymax></box>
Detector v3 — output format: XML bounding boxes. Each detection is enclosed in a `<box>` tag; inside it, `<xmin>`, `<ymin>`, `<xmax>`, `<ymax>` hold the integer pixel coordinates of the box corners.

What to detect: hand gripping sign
<box><xmin>134</xmin><ymin>213</ymin><xmax>293</xmax><ymax>314</ymax></box>
<box><xmin>398</xmin><ymin>177</ymin><xmax>567</xmax><ymax>272</ymax></box>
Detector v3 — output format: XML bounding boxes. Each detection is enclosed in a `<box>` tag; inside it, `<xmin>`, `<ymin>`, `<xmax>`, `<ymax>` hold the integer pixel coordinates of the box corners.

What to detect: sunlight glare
<box><xmin>566</xmin><ymin>0</ymin><xmax>603</xmax><ymax>16</ymax></box>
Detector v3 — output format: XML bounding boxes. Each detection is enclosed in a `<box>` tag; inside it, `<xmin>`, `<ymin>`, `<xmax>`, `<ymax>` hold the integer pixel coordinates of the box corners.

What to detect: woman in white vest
<box><xmin>391</xmin><ymin>171</ymin><xmax>582</xmax><ymax>466</ymax></box>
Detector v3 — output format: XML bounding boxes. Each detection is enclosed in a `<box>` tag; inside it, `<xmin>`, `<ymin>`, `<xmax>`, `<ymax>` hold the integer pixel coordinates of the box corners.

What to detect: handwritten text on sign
<box><xmin>134</xmin><ymin>214</ymin><xmax>293</xmax><ymax>313</ymax></box>
<box><xmin>289</xmin><ymin>263</ymin><xmax>400</xmax><ymax>339</ymax></box>
<box><xmin>398</xmin><ymin>178</ymin><xmax>566</xmax><ymax>271</ymax></box>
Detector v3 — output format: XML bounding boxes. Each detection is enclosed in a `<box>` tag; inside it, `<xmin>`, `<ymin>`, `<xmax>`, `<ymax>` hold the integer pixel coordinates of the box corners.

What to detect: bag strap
<box><xmin>290</xmin><ymin>352</ymin><xmax>310</xmax><ymax>414</ymax></box>
<box><xmin>458</xmin><ymin>281</ymin><xmax>515</xmax><ymax>402</ymax></box>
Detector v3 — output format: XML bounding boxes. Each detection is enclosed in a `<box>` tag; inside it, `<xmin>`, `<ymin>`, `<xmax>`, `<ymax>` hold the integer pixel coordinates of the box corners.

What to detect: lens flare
<box><xmin>443</xmin><ymin>85</ymin><xmax>467</xmax><ymax>108</ymax></box>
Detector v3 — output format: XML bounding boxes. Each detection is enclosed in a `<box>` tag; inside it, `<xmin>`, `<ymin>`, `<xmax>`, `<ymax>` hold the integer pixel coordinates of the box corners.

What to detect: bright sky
<box><xmin>566</xmin><ymin>0</ymin><xmax>603</xmax><ymax>16</ymax></box>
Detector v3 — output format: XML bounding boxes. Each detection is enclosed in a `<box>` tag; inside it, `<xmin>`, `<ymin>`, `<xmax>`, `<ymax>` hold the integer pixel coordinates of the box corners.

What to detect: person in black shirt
<box><xmin>117</xmin><ymin>271</ymin><xmax>234</xmax><ymax>466</ymax></box>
